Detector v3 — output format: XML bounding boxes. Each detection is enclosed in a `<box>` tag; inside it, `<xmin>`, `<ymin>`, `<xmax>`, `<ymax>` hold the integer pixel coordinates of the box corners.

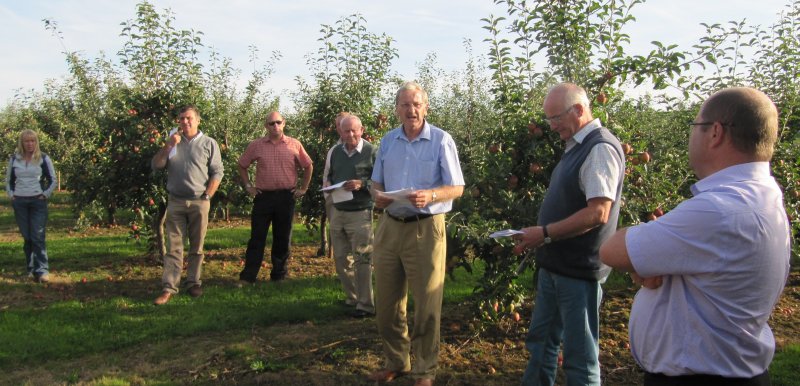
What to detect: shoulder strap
<box><xmin>9</xmin><ymin>156</ymin><xmax>16</xmax><ymax>191</ymax></box>
<box><xmin>40</xmin><ymin>154</ymin><xmax>53</xmax><ymax>188</ymax></box>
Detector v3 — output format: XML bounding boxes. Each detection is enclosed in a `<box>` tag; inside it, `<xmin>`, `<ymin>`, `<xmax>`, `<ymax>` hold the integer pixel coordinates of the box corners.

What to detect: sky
<box><xmin>0</xmin><ymin>0</ymin><xmax>793</xmax><ymax>111</ymax></box>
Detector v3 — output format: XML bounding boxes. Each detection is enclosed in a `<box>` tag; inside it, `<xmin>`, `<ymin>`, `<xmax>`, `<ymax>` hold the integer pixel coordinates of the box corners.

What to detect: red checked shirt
<box><xmin>238</xmin><ymin>135</ymin><xmax>313</xmax><ymax>191</ymax></box>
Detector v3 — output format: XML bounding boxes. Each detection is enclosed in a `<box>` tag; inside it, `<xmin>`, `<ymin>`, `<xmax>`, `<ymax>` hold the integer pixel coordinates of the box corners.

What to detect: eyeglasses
<box><xmin>397</xmin><ymin>102</ymin><xmax>425</xmax><ymax>110</ymax></box>
<box><xmin>689</xmin><ymin>121</ymin><xmax>735</xmax><ymax>128</ymax></box>
<box><xmin>267</xmin><ymin>120</ymin><xmax>283</xmax><ymax>126</ymax></box>
<box><xmin>544</xmin><ymin>106</ymin><xmax>574</xmax><ymax>125</ymax></box>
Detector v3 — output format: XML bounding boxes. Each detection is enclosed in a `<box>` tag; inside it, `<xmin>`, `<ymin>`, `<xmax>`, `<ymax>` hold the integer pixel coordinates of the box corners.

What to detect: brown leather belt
<box><xmin>386</xmin><ymin>212</ymin><xmax>433</xmax><ymax>223</ymax></box>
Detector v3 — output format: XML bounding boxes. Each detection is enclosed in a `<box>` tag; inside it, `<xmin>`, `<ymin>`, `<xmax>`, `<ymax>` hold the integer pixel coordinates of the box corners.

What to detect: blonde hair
<box><xmin>395</xmin><ymin>81</ymin><xmax>429</xmax><ymax>105</ymax></box>
<box><xmin>16</xmin><ymin>129</ymin><xmax>42</xmax><ymax>163</ymax></box>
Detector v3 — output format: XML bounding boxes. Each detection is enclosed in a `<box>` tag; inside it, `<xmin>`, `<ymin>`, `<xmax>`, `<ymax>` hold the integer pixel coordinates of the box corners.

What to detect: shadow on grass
<box><xmin>0</xmin><ymin>274</ymin><xmax>349</xmax><ymax>369</ymax></box>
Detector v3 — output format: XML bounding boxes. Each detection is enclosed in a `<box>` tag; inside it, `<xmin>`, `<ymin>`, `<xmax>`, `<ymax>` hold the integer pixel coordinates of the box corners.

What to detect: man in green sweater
<box><xmin>324</xmin><ymin>114</ymin><xmax>377</xmax><ymax>318</ymax></box>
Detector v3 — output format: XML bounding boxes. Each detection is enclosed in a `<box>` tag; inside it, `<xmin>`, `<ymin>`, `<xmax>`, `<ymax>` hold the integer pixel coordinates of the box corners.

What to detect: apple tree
<box><xmin>290</xmin><ymin>14</ymin><xmax>398</xmax><ymax>256</ymax></box>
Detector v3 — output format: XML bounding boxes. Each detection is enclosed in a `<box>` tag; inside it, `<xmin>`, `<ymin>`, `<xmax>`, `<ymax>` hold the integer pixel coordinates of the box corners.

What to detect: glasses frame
<box><xmin>544</xmin><ymin>106</ymin><xmax>575</xmax><ymax>125</ymax></box>
<box><xmin>689</xmin><ymin>121</ymin><xmax>735</xmax><ymax>128</ymax></box>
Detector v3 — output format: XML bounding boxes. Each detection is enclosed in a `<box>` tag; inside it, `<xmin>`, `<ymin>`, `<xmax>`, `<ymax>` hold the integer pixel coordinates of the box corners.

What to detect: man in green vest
<box><xmin>324</xmin><ymin>114</ymin><xmax>377</xmax><ymax>318</ymax></box>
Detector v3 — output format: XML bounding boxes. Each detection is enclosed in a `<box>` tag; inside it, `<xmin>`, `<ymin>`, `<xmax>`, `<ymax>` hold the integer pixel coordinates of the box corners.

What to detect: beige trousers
<box><xmin>330</xmin><ymin>207</ymin><xmax>375</xmax><ymax>313</ymax></box>
<box><xmin>162</xmin><ymin>197</ymin><xmax>210</xmax><ymax>294</ymax></box>
<box><xmin>373</xmin><ymin>213</ymin><xmax>446</xmax><ymax>380</ymax></box>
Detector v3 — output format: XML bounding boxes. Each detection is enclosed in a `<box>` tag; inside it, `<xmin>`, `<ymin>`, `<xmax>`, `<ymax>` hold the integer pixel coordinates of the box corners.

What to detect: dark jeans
<box><xmin>12</xmin><ymin>196</ymin><xmax>49</xmax><ymax>276</ymax></box>
<box><xmin>240</xmin><ymin>190</ymin><xmax>295</xmax><ymax>282</ymax></box>
<box><xmin>644</xmin><ymin>370</ymin><xmax>770</xmax><ymax>386</ymax></box>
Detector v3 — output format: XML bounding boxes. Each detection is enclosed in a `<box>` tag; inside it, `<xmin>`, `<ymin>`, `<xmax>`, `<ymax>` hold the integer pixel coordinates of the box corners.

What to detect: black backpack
<box><xmin>8</xmin><ymin>154</ymin><xmax>53</xmax><ymax>191</ymax></box>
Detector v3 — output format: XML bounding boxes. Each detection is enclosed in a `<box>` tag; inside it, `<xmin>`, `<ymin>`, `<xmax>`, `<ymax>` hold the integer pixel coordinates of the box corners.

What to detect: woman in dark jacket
<box><xmin>5</xmin><ymin>129</ymin><xmax>56</xmax><ymax>283</ymax></box>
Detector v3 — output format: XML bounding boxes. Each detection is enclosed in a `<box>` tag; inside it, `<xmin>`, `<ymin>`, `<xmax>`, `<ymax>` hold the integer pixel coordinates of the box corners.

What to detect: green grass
<box><xmin>771</xmin><ymin>344</ymin><xmax>800</xmax><ymax>386</ymax></box>
<box><xmin>0</xmin><ymin>193</ymin><xmax>483</xmax><ymax>370</ymax></box>
<box><xmin>1</xmin><ymin>191</ymin><xmax>796</xmax><ymax>385</ymax></box>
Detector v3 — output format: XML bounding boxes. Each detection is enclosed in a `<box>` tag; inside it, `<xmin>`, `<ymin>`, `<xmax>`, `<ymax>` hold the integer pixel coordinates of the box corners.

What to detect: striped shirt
<box><xmin>238</xmin><ymin>135</ymin><xmax>312</xmax><ymax>191</ymax></box>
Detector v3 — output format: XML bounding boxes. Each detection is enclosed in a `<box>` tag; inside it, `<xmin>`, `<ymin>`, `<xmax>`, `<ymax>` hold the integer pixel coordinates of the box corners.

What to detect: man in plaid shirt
<box><xmin>237</xmin><ymin>111</ymin><xmax>313</xmax><ymax>283</ymax></box>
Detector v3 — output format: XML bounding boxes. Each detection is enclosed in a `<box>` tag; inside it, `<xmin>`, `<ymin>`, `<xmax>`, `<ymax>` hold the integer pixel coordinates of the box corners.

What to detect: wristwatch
<box><xmin>200</xmin><ymin>193</ymin><xmax>210</xmax><ymax>200</ymax></box>
<box><xmin>431</xmin><ymin>190</ymin><xmax>438</xmax><ymax>202</ymax></box>
<box><xmin>542</xmin><ymin>225</ymin><xmax>552</xmax><ymax>244</ymax></box>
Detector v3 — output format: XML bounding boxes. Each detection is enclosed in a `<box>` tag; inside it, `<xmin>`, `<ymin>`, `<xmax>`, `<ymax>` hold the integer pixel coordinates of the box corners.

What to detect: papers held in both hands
<box><xmin>489</xmin><ymin>229</ymin><xmax>525</xmax><ymax>238</ymax></box>
<box><xmin>382</xmin><ymin>188</ymin><xmax>415</xmax><ymax>212</ymax></box>
<box><xmin>320</xmin><ymin>181</ymin><xmax>352</xmax><ymax>203</ymax></box>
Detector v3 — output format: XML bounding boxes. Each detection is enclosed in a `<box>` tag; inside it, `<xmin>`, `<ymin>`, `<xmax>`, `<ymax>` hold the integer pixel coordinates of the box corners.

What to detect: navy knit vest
<box><xmin>536</xmin><ymin>127</ymin><xmax>624</xmax><ymax>281</ymax></box>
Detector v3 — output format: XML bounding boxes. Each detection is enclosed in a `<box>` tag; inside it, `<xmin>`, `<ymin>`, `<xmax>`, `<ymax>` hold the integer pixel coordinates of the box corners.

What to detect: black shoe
<box><xmin>187</xmin><ymin>285</ymin><xmax>203</xmax><ymax>298</ymax></box>
<box><xmin>350</xmin><ymin>309</ymin><xmax>375</xmax><ymax>318</ymax></box>
<box><xmin>236</xmin><ymin>279</ymin><xmax>255</xmax><ymax>288</ymax></box>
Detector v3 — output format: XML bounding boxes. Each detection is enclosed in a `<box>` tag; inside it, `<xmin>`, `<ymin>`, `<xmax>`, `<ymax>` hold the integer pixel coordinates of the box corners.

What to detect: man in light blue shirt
<box><xmin>367</xmin><ymin>81</ymin><xmax>464</xmax><ymax>386</ymax></box>
<box><xmin>600</xmin><ymin>87</ymin><xmax>791</xmax><ymax>386</ymax></box>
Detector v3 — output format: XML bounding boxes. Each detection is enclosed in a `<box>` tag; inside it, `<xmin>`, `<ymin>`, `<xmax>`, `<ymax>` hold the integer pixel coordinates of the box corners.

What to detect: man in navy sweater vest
<box><xmin>514</xmin><ymin>83</ymin><xmax>625</xmax><ymax>386</ymax></box>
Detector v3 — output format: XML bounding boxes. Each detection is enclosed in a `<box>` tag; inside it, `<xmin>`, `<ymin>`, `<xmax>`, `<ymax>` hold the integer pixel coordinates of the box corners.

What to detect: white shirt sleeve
<box><xmin>579</xmin><ymin>143</ymin><xmax>621</xmax><ymax>200</ymax></box>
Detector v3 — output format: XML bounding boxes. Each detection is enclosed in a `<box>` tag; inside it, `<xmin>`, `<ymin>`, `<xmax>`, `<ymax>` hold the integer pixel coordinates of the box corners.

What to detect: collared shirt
<box><xmin>371</xmin><ymin>121</ymin><xmax>464</xmax><ymax>217</ymax></box>
<box><xmin>239</xmin><ymin>135</ymin><xmax>312</xmax><ymax>191</ymax></box>
<box><xmin>566</xmin><ymin>118</ymin><xmax>622</xmax><ymax>201</ymax></box>
<box><xmin>625</xmin><ymin>162</ymin><xmax>791</xmax><ymax>377</ymax></box>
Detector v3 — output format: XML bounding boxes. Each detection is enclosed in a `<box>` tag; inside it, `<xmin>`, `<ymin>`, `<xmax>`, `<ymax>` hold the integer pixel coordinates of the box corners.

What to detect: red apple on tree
<box><xmin>622</xmin><ymin>143</ymin><xmax>633</xmax><ymax>155</ymax></box>
<box><xmin>596</xmin><ymin>91</ymin><xmax>608</xmax><ymax>105</ymax></box>
<box><xmin>471</xmin><ymin>187</ymin><xmax>481</xmax><ymax>199</ymax></box>
<box><xmin>507</xmin><ymin>174</ymin><xmax>519</xmax><ymax>189</ymax></box>
<box><xmin>527</xmin><ymin>123</ymin><xmax>544</xmax><ymax>138</ymax></box>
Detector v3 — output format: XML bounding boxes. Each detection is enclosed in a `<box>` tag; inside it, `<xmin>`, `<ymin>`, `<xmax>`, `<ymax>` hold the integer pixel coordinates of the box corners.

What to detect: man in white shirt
<box><xmin>600</xmin><ymin>87</ymin><xmax>791</xmax><ymax>386</ymax></box>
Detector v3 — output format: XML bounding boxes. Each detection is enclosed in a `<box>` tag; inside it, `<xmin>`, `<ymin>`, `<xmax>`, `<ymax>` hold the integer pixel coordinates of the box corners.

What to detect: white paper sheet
<box><xmin>489</xmin><ymin>229</ymin><xmax>525</xmax><ymax>238</ymax></box>
<box><xmin>331</xmin><ymin>189</ymin><xmax>353</xmax><ymax>203</ymax></box>
<box><xmin>383</xmin><ymin>188</ymin><xmax>414</xmax><ymax>211</ymax></box>
<box><xmin>320</xmin><ymin>181</ymin><xmax>346</xmax><ymax>192</ymax></box>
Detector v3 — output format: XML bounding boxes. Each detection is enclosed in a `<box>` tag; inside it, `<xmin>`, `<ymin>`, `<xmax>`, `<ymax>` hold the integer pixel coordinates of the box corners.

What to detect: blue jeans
<box><xmin>12</xmin><ymin>196</ymin><xmax>49</xmax><ymax>276</ymax></box>
<box><xmin>521</xmin><ymin>268</ymin><xmax>601</xmax><ymax>386</ymax></box>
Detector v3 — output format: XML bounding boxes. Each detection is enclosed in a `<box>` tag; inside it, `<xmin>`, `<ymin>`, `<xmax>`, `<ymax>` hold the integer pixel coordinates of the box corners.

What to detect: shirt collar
<box><xmin>397</xmin><ymin>121</ymin><xmax>431</xmax><ymax>142</ymax></box>
<box><xmin>341</xmin><ymin>138</ymin><xmax>364</xmax><ymax>155</ymax></box>
<box><xmin>565</xmin><ymin>118</ymin><xmax>602</xmax><ymax>150</ymax></box>
<box><xmin>571</xmin><ymin>118</ymin><xmax>602</xmax><ymax>144</ymax></box>
<box><xmin>264</xmin><ymin>134</ymin><xmax>288</xmax><ymax>144</ymax></box>
<box><xmin>169</xmin><ymin>128</ymin><xmax>204</xmax><ymax>142</ymax></box>
<box><xmin>691</xmin><ymin>162</ymin><xmax>771</xmax><ymax>196</ymax></box>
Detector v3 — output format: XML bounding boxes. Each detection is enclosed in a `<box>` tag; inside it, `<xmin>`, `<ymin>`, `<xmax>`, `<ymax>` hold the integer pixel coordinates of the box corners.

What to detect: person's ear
<box><xmin>708</xmin><ymin>122</ymin><xmax>726</xmax><ymax>148</ymax></box>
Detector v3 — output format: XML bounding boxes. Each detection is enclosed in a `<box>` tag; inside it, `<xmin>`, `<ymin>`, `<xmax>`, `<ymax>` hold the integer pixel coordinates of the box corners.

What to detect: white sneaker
<box><xmin>37</xmin><ymin>273</ymin><xmax>50</xmax><ymax>283</ymax></box>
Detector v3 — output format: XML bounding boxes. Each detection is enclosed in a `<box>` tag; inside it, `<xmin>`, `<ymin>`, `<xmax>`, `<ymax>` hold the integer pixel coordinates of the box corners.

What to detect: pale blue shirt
<box><xmin>625</xmin><ymin>162</ymin><xmax>791</xmax><ymax>377</ymax></box>
<box><xmin>371</xmin><ymin>121</ymin><xmax>464</xmax><ymax>217</ymax></box>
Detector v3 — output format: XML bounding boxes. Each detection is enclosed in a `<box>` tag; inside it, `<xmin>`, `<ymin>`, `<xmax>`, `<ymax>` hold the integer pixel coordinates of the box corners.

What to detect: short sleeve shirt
<box><xmin>239</xmin><ymin>135</ymin><xmax>312</xmax><ymax>191</ymax></box>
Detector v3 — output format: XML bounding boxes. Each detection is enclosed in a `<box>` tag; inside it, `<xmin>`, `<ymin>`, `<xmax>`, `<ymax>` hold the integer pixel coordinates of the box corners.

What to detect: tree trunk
<box><xmin>317</xmin><ymin>211</ymin><xmax>329</xmax><ymax>257</ymax></box>
<box><xmin>152</xmin><ymin>204</ymin><xmax>167</xmax><ymax>258</ymax></box>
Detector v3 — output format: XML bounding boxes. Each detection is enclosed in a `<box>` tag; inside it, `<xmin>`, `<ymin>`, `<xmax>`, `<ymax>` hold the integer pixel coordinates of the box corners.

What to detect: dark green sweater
<box><xmin>328</xmin><ymin>141</ymin><xmax>376</xmax><ymax>211</ymax></box>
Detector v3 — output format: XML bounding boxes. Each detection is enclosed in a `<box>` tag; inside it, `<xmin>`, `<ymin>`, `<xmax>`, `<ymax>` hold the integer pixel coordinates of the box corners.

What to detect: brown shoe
<box><xmin>153</xmin><ymin>292</ymin><xmax>172</xmax><ymax>305</ymax></box>
<box><xmin>368</xmin><ymin>369</ymin><xmax>407</xmax><ymax>383</ymax></box>
<box><xmin>414</xmin><ymin>378</ymin><xmax>433</xmax><ymax>386</ymax></box>
<box><xmin>187</xmin><ymin>285</ymin><xmax>203</xmax><ymax>298</ymax></box>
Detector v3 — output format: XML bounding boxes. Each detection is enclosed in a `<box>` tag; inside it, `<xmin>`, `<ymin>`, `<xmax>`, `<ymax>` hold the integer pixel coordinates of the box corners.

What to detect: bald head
<box><xmin>700</xmin><ymin>87</ymin><xmax>778</xmax><ymax>161</ymax></box>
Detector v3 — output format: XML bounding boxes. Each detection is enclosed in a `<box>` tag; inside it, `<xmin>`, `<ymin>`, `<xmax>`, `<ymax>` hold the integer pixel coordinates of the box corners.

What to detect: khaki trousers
<box><xmin>373</xmin><ymin>213</ymin><xmax>446</xmax><ymax>380</ymax></box>
<box><xmin>163</xmin><ymin>197</ymin><xmax>210</xmax><ymax>293</ymax></box>
<box><xmin>330</xmin><ymin>207</ymin><xmax>375</xmax><ymax>313</ymax></box>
